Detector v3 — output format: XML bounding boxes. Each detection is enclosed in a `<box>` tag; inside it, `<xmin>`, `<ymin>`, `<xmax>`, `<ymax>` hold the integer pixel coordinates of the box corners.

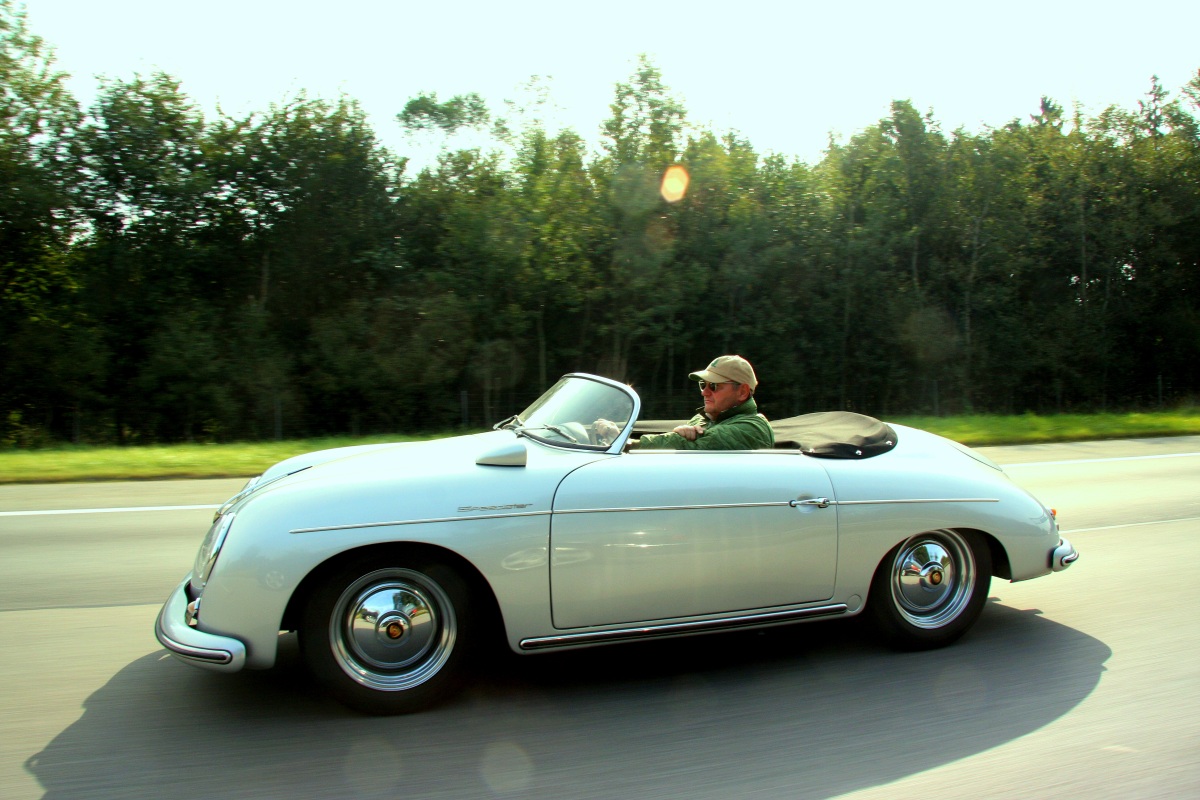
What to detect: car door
<box><xmin>549</xmin><ymin>451</ymin><xmax>837</xmax><ymax>629</ymax></box>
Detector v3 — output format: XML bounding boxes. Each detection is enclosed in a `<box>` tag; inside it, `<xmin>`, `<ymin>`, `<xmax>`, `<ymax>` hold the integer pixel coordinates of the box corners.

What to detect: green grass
<box><xmin>891</xmin><ymin>409</ymin><xmax>1200</xmax><ymax>447</ymax></box>
<box><xmin>0</xmin><ymin>432</ymin><xmax>454</xmax><ymax>484</ymax></box>
<box><xmin>2</xmin><ymin>410</ymin><xmax>1198</xmax><ymax>484</ymax></box>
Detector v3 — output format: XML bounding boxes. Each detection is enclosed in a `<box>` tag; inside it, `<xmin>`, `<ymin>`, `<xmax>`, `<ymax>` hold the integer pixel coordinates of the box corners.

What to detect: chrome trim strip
<box><xmin>289</xmin><ymin>498</ymin><xmax>1000</xmax><ymax>533</ymax></box>
<box><xmin>833</xmin><ymin>498</ymin><xmax>999</xmax><ymax>506</ymax></box>
<box><xmin>556</xmin><ymin>498</ymin><xmax>998</xmax><ymax>515</ymax></box>
<box><xmin>520</xmin><ymin>603</ymin><xmax>849</xmax><ymax>651</ymax></box>
<box><xmin>555</xmin><ymin>501</ymin><xmax>792</xmax><ymax>515</ymax></box>
<box><xmin>290</xmin><ymin>510</ymin><xmax>551</xmax><ymax>534</ymax></box>
<box><xmin>155</xmin><ymin>633</ymin><xmax>235</xmax><ymax>666</ymax></box>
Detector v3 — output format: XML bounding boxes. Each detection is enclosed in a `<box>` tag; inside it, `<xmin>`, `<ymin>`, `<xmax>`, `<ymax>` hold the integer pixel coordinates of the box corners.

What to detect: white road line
<box><xmin>1005</xmin><ymin>452</ymin><xmax>1200</xmax><ymax>468</ymax></box>
<box><xmin>0</xmin><ymin>504</ymin><xmax>220</xmax><ymax>517</ymax></box>
<box><xmin>1063</xmin><ymin>516</ymin><xmax>1200</xmax><ymax>533</ymax></box>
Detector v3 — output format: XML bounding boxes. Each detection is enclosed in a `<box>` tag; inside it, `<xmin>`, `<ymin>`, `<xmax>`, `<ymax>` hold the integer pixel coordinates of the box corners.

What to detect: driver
<box><xmin>599</xmin><ymin>355</ymin><xmax>774</xmax><ymax>450</ymax></box>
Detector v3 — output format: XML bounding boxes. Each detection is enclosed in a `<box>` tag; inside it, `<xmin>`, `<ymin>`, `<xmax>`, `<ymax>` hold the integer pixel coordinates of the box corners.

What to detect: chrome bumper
<box><xmin>1051</xmin><ymin>537</ymin><xmax>1079</xmax><ymax>572</ymax></box>
<box><xmin>155</xmin><ymin>577</ymin><xmax>247</xmax><ymax>672</ymax></box>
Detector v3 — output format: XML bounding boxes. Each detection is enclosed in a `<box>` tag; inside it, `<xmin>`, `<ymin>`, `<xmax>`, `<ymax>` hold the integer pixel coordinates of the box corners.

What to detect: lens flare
<box><xmin>660</xmin><ymin>164</ymin><xmax>689</xmax><ymax>203</ymax></box>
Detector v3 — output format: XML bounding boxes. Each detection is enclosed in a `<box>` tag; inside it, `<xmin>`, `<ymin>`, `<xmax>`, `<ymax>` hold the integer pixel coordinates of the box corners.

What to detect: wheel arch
<box><xmin>962</xmin><ymin>527</ymin><xmax>1012</xmax><ymax>581</ymax></box>
<box><xmin>866</xmin><ymin>527</ymin><xmax>1012</xmax><ymax>587</ymax></box>
<box><xmin>281</xmin><ymin>542</ymin><xmax>504</xmax><ymax>639</ymax></box>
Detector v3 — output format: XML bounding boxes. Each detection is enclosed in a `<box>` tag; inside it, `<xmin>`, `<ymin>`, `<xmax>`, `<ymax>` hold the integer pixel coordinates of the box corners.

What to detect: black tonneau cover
<box><xmin>632</xmin><ymin>411</ymin><xmax>897</xmax><ymax>459</ymax></box>
<box><xmin>770</xmin><ymin>411</ymin><xmax>897</xmax><ymax>458</ymax></box>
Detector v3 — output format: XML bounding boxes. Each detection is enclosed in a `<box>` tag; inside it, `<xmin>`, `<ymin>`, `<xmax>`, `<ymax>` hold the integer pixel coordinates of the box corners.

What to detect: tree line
<box><xmin>3</xmin><ymin>1</ymin><xmax>1198</xmax><ymax>446</ymax></box>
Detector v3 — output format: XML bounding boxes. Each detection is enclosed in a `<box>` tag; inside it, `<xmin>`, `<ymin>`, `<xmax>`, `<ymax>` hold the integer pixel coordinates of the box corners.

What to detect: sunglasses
<box><xmin>698</xmin><ymin>380</ymin><xmax>738</xmax><ymax>393</ymax></box>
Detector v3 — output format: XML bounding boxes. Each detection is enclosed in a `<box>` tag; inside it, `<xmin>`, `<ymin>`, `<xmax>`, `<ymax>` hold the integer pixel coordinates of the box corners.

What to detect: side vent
<box><xmin>476</xmin><ymin>441</ymin><xmax>527</xmax><ymax>467</ymax></box>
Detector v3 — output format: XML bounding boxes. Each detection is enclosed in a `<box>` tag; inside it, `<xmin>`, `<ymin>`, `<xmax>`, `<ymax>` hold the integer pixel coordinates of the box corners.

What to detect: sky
<box><xmin>20</xmin><ymin>0</ymin><xmax>1200</xmax><ymax>168</ymax></box>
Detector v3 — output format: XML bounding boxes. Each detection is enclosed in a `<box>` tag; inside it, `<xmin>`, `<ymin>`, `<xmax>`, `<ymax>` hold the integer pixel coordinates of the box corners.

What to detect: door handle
<box><xmin>790</xmin><ymin>497</ymin><xmax>830</xmax><ymax>509</ymax></box>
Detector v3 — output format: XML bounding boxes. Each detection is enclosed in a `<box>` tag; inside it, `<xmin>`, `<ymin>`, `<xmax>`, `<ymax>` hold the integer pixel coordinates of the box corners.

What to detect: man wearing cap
<box><xmin>631</xmin><ymin>355</ymin><xmax>774</xmax><ymax>450</ymax></box>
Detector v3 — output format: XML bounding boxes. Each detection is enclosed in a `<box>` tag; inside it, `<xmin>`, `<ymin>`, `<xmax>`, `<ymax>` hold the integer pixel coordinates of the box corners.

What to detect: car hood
<box><xmin>227</xmin><ymin>430</ymin><xmax>604</xmax><ymax>533</ymax></box>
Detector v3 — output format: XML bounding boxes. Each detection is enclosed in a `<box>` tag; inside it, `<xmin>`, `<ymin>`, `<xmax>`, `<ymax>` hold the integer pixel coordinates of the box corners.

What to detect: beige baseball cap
<box><xmin>688</xmin><ymin>355</ymin><xmax>758</xmax><ymax>392</ymax></box>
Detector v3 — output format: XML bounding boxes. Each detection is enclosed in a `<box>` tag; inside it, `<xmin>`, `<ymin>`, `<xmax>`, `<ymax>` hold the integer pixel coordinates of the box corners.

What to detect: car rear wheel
<box><xmin>300</xmin><ymin>557</ymin><xmax>473</xmax><ymax>714</ymax></box>
<box><xmin>867</xmin><ymin>529</ymin><xmax>991</xmax><ymax>650</ymax></box>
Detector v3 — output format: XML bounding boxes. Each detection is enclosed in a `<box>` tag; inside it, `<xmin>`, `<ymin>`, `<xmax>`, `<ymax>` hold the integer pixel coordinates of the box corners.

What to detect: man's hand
<box><xmin>594</xmin><ymin>419</ymin><xmax>620</xmax><ymax>444</ymax></box>
<box><xmin>672</xmin><ymin>423</ymin><xmax>705</xmax><ymax>441</ymax></box>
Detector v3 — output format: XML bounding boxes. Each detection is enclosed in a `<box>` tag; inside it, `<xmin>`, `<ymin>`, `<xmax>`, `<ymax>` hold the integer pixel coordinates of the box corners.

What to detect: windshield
<box><xmin>498</xmin><ymin>374</ymin><xmax>637</xmax><ymax>450</ymax></box>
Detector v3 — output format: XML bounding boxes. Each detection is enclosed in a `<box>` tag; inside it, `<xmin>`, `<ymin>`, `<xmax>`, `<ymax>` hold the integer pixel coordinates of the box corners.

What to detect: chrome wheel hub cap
<box><xmin>890</xmin><ymin>532</ymin><xmax>976</xmax><ymax>629</ymax></box>
<box><xmin>331</xmin><ymin>569</ymin><xmax>456</xmax><ymax>691</ymax></box>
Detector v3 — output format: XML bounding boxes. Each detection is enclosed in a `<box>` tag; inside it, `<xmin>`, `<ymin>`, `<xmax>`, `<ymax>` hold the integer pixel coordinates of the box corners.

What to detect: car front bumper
<box><xmin>1051</xmin><ymin>537</ymin><xmax>1078</xmax><ymax>571</ymax></box>
<box><xmin>155</xmin><ymin>577</ymin><xmax>247</xmax><ymax>672</ymax></box>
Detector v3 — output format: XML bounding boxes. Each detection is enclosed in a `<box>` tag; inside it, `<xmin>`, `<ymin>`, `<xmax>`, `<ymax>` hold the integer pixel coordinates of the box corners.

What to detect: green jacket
<box><xmin>636</xmin><ymin>397</ymin><xmax>775</xmax><ymax>451</ymax></box>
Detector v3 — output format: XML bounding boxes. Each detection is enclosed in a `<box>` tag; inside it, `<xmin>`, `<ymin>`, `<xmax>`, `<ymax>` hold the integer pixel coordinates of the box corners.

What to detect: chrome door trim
<box><xmin>289</xmin><ymin>498</ymin><xmax>999</xmax><ymax>533</ymax></box>
<box><xmin>831</xmin><ymin>498</ymin><xmax>999</xmax><ymax>506</ymax></box>
<box><xmin>555</xmin><ymin>497</ymin><xmax>998</xmax><ymax>516</ymax></box>
<box><xmin>554</xmin><ymin>501</ymin><xmax>793</xmax><ymax>515</ymax></box>
<box><xmin>289</xmin><ymin>510</ymin><xmax>551</xmax><ymax>534</ymax></box>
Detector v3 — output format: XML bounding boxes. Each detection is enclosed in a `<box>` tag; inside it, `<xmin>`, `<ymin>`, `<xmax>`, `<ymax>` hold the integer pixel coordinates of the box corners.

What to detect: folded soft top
<box><xmin>769</xmin><ymin>411</ymin><xmax>898</xmax><ymax>458</ymax></box>
<box><xmin>632</xmin><ymin>411</ymin><xmax>897</xmax><ymax>458</ymax></box>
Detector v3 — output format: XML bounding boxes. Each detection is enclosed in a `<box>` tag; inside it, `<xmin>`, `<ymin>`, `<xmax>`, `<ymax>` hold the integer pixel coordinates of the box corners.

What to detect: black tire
<box><xmin>866</xmin><ymin>529</ymin><xmax>991</xmax><ymax>650</ymax></box>
<box><xmin>300</xmin><ymin>556</ymin><xmax>474</xmax><ymax>714</ymax></box>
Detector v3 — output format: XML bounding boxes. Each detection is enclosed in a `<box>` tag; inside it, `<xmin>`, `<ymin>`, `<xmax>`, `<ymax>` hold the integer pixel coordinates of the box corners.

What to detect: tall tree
<box><xmin>880</xmin><ymin>100</ymin><xmax>948</xmax><ymax>295</ymax></box>
<box><xmin>509</xmin><ymin>127</ymin><xmax>603</xmax><ymax>387</ymax></box>
<box><xmin>237</xmin><ymin>95</ymin><xmax>403</xmax><ymax>324</ymax></box>
<box><xmin>0</xmin><ymin>0</ymin><xmax>78</xmax><ymax>319</ymax></box>
<box><xmin>0</xmin><ymin>0</ymin><xmax>90</xmax><ymax>440</ymax></box>
<box><xmin>595</xmin><ymin>56</ymin><xmax>687</xmax><ymax>381</ymax></box>
<box><xmin>72</xmin><ymin>73</ymin><xmax>209</xmax><ymax>438</ymax></box>
<box><xmin>0</xmin><ymin>0</ymin><xmax>80</xmax><ymax>322</ymax></box>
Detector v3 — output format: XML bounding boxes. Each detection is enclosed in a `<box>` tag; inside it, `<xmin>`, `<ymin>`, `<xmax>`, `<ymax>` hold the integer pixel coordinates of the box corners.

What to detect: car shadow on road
<box><xmin>26</xmin><ymin>600</ymin><xmax>1108</xmax><ymax>800</ymax></box>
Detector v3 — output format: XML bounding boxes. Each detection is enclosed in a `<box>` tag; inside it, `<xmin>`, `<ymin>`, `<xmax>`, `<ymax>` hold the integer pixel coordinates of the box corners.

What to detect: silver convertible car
<box><xmin>156</xmin><ymin>373</ymin><xmax>1078</xmax><ymax>714</ymax></box>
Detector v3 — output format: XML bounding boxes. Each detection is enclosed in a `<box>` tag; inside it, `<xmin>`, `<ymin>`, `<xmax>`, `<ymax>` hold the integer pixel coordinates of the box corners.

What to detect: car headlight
<box><xmin>191</xmin><ymin>512</ymin><xmax>235</xmax><ymax>594</ymax></box>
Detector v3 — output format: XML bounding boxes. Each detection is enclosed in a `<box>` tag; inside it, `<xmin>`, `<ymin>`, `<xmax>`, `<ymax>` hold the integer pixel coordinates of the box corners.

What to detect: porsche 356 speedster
<box><xmin>156</xmin><ymin>373</ymin><xmax>1077</xmax><ymax>713</ymax></box>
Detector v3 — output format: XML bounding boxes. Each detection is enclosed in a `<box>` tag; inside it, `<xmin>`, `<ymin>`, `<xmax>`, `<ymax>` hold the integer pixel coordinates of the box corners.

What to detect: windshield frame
<box><xmin>500</xmin><ymin>373</ymin><xmax>641</xmax><ymax>453</ymax></box>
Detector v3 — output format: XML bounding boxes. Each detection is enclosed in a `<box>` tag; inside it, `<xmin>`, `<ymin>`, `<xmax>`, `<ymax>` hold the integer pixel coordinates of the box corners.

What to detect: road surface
<box><xmin>2</xmin><ymin>437</ymin><xmax>1198</xmax><ymax>798</ymax></box>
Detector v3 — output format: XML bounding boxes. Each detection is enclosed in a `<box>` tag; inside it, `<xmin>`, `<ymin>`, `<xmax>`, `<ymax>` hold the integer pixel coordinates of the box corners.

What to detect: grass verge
<box><xmin>892</xmin><ymin>409</ymin><xmax>1200</xmax><ymax>447</ymax></box>
<box><xmin>0</xmin><ymin>433</ymin><xmax>451</xmax><ymax>484</ymax></box>
<box><xmin>1</xmin><ymin>410</ymin><xmax>1198</xmax><ymax>484</ymax></box>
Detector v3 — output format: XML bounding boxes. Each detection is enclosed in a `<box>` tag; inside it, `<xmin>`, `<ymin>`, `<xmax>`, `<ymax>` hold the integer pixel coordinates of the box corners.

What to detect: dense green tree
<box><xmin>0</xmin><ymin>0</ymin><xmax>80</xmax><ymax>322</ymax></box>
<box><xmin>71</xmin><ymin>74</ymin><xmax>211</xmax><ymax>438</ymax></box>
<box><xmin>748</xmin><ymin>153</ymin><xmax>831</xmax><ymax>415</ymax></box>
<box><xmin>819</xmin><ymin>122</ymin><xmax>910</xmax><ymax>410</ymax></box>
<box><xmin>2</xmin><ymin>35</ymin><xmax>1197</xmax><ymax>445</ymax></box>
<box><xmin>307</xmin><ymin>293</ymin><xmax>474</xmax><ymax>433</ymax></box>
<box><xmin>940</xmin><ymin>127</ymin><xmax>1027</xmax><ymax>410</ymax></box>
<box><xmin>594</xmin><ymin>56</ymin><xmax>688</xmax><ymax>384</ymax></box>
<box><xmin>237</xmin><ymin>95</ymin><xmax>403</xmax><ymax>324</ymax></box>
<box><xmin>222</xmin><ymin>301</ymin><xmax>294</xmax><ymax>440</ymax></box>
<box><xmin>398</xmin><ymin>91</ymin><xmax>490</xmax><ymax>135</ymax></box>
<box><xmin>509</xmin><ymin>127</ymin><xmax>604</xmax><ymax>386</ymax></box>
<box><xmin>0</xmin><ymin>0</ymin><xmax>92</xmax><ymax>441</ymax></box>
<box><xmin>134</xmin><ymin>301</ymin><xmax>232</xmax><ymax>441</ymax></box>
<box><xmin>1091</xmin><ymin>75</ymin><xmax>1200</xmax><ymax>405</ymax></box>
<box><xmin>2</xmin><ymin>315</ymin><xmax>107</xmax><ymax>444</ymax></box>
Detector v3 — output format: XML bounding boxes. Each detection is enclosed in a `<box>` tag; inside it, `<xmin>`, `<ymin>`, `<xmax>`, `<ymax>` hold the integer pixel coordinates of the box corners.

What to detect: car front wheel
<box><xmin>300</xmin><ymin>557</ymin><xmax>473</xmax><ymax>714</ymax></box>
<box><xmin>867</xmin><ymin>529</ymin><xmax>991</xmax><ymax>650</ymax></box>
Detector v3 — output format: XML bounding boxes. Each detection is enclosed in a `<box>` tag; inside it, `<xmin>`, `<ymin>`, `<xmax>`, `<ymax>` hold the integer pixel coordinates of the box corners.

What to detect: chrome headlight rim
<box><xmin>191</xmin><ymin>512</ymin><xmax>236</xmax><ymax>593</ymax></box>
<box><xmin>215</xmin><ymin>475</ymin><xmax>262</xmax><ymax>519</ymax></box>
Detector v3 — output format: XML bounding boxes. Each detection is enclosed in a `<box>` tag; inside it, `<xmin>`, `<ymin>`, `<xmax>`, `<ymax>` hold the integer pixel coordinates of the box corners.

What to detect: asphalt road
<box><xmin>2</xmin><ymin>438</ymin><xmax>1198</xmax><ymax>799</ymax></box>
